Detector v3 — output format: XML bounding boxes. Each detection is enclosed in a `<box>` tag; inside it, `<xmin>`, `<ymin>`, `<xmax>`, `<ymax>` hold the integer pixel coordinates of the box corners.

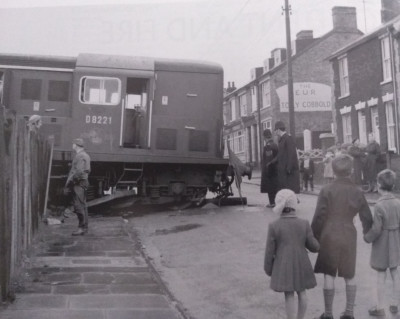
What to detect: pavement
<box><xmin>0</xmin><ymin>213</ymin><xmax>185</xmax><ymax>319</ymax></box>
<box><xmin>244</xmin><ymin>169</ymin><xmax>383</xmax><ymax>205</ymax></box>
<box><xmin>0</xmin><ymin>171</ymin><xmax>387</xmax><ymax>319</ymax></box>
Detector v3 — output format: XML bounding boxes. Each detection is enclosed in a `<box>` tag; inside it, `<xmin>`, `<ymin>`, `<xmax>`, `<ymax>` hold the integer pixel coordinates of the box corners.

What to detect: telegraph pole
<box><xmin>283</xmin><ymin>0</ymin><xmax>295</xmax><ymax>137</ymax></box>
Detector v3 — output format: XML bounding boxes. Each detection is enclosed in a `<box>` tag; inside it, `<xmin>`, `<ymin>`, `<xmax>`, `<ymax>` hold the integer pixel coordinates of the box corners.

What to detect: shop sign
<box><xmin>277</xmin><ymin>82</ymin><xmax>332</xmax><ymax>112</ymax></box>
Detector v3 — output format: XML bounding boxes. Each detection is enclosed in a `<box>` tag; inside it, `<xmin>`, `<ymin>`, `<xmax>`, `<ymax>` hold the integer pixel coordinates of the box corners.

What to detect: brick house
<box><xmin>223</xmin><ymin>7</ymin><xmax>363</xmax><ymax>167</ymax></box>
<box><xmin>329</xmin><ymin>1</ymin><xmax>400</xmax><ymax>160</ymax></box>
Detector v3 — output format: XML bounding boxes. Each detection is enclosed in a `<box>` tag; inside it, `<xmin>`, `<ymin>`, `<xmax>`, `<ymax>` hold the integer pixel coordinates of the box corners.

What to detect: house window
<box><xmin>261</xmin><ymin>81</ymin><xmax>271</xmax><ymax>108</ymax></box>
<box><xmin>381</xmin><ymin>36</ymin><xmax>392</xmax><ymax>82</ymax></box>
<box><xmin>338</xmin><ymin>56</ymin><xmax>349</xmax><ymax>97</ymax></box>
<box><xmin>239</xmin><ymin>94</ymin><xmax>247</xmax><ymax>117</ymax></box>
<box><xmin>80</xmin><ymin>76</ymin><xmax>121</xmax><ymax>105</ymax></box>
<box><xmin>342</xmin><ymin>113</ymin><xmax>352</xmax><ymax>143</ymax></box>
<box><xmin>251</xmin><ymin>86</ymin><xmax>257</xmax><ymax>113</ymax></box>
<box><xmin>21</xmin><ymin>78</ymin><xmax>42</xmax><ymax>100</ymax></box>
<box><xmin>230</xmin><ymin>98</ymin><xmax>236</xmax><ymax>121</ymax></box>
<box><xmin>262</xmin><ymin>120</ymin><xmax>271</xmax><ymax>131</ymax></box>
<box><xmin>385</xmin><ymin>101</ymin><xmax>396</xmax><ymax>151</ymax></box>
<box><xmin>227</xmin><ymin>135</ymin><xmax>233</xmax><ymax>152</ymax></box>
<box><xmin>235</xmin><ymin>130</ymin><xmax>244</xmax><ymax>153</ymax></box>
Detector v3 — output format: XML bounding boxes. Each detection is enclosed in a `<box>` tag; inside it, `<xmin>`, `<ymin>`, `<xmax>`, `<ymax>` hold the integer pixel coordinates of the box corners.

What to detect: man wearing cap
<box><xmin>65</xmin><ymin>138</ymin><xmax>91</xmax><ymax>236</ymax></box>
<box><xmin>274</xmin><ymin>120</ymin><xmax>300</xmax><ymax>194</ymax></box>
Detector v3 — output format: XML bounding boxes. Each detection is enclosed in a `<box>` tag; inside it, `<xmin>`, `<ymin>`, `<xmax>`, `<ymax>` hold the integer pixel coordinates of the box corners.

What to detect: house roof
<box><xmin>328</xmin><ymin>15</ymin><xmax>400</xmax><ymax>60</ymax></box>
<box><xmin>224</xmin><ymin>27</ymin><xmax>363</xmax><ymax>99</ymax></box>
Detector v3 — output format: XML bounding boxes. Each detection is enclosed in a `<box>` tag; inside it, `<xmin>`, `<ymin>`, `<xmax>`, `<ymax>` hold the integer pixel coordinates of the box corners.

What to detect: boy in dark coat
<box><xmin>299</xmin><ymin>151</ymin><xmax>315</xmax><ymax>191</ymax></box>
<box><xmin>311</xmin><ymin>154</ymin><xmax>373</xmax><ymax>319</ymax></box>
<box><xmin>260</xmin><ymin>129</ymin><xmax>279</xmax><ymax>207</ymax></box>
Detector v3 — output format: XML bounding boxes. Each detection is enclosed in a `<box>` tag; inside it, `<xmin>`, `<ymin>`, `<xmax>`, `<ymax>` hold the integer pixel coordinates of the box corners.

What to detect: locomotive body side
<box><xmin>0</xmin><ymin>53</ymin><xmax>231</xmax><ymax>205</ymax></box>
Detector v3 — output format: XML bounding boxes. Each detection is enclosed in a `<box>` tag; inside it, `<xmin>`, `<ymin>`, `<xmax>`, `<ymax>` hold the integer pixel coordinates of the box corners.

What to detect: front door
<box><xmin>122</xmin><ymin>77</ymin><xmax>150</xmax><ymax>148</ymax></box>
<box><xmin>371</xmin><ymin>106</ymin><xmax>380</xmax><ymax>143</ymax></box>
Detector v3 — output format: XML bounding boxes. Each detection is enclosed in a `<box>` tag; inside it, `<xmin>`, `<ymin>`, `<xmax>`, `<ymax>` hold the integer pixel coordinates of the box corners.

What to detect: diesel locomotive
<box><xmin>0</xmin><ymin>53</ymin><xmax>247</xmax><ymax>206</ymax></box>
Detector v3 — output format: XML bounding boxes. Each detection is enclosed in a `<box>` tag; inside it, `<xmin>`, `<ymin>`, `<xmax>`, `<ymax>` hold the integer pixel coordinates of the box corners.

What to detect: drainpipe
<box><xmin>388</xmin><ymin>26</ymin><xmax>399</xmax><ymax>167</ymax></box>
<box><xmin>257</xmin><ymin>80</ymin><xmax>263</xmax><ymax>168</ymax></box>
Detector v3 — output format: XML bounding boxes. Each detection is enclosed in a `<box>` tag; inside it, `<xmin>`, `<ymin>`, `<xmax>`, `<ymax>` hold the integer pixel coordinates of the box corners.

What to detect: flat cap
<box><xmin>73</xmin><ymin>138</ymin><xmax>84</xmax><ymax>147</ymax></box>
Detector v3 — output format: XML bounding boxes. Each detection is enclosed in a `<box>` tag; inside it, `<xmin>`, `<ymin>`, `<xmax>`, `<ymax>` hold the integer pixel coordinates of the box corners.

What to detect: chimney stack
<box><xmin>296</xmin><ymin>30</ymin><xmax>313</xmax><ymax>39</ymax></box>
<box><xmin>381</xmin><ymin>0</ymin><xmax>400</xmax><ymax>23</ymax></box>
<box><xmin>332</xmin><ymin>7</ymin><xmax>357</xmax><ymax>30</ymax></box>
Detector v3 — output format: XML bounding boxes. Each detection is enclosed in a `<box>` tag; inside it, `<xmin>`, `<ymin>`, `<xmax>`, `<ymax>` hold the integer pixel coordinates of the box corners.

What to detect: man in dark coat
<box><xmin>364</xmin><ymin>134</ymin><xmax>381</xmax><ymax>192</ymax></box>
<box><xmin>311</xmin><ymin>154</ymin><xmax>372</xmax><ymax>319</ymax></box>
<box><xmin>347</xmin><ymin>138</ymin><xmax>366</xmax><ymax>186</ymax></box>
<box><xmin>260</xmin><ymin>129</ymin><xmax>279</xmax><ymax>207</ymax></box>
<box><xmin>274</xmin><ymin>121</ymin><xmax>300</xmax><ymax>194</ymax></box>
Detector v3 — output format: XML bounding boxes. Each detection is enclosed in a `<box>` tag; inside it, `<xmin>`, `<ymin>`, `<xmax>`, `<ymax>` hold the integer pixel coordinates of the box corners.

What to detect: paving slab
<box><xmin>68</xmin><ymin>294</ymin><xmax>170</xmax><ymax>309</ymax></box>
<box><xmin>0</xmin><ymin>309</ymin><xmax>104</xmax><ymax>319</ymax></box>
<box><xmin>0</xmin><ymin>215</ymin><xmax>183</xmax><ymax>319</ymax></box>
<box><xmin>107</xmin><ymin>308</ymin><xmax>182</xmax><ymax>319</ymax></box>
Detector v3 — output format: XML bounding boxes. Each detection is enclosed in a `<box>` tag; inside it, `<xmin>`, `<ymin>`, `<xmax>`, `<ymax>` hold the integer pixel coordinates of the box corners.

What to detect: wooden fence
<box><xmin>0</xmin><ymin>109</ymin><xmax>52</xmax><ymax>302</ymax></box>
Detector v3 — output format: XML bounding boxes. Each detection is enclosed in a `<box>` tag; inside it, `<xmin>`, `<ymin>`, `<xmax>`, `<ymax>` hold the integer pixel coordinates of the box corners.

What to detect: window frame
<box><xmin>239</xmin><ymin>93</ymin><xmax>247</xmax><ymax>117</ymax></box>
<box><xmin>385</xmin><ymin>101</ymin><xmax>396</xmax><ymax>152</ymax></box>
<box><xmin>338</xmin><ymin>56</ymin><xmax>349</xmax><ymax>98</ymax></box>
<box><xmin>381</xmin><ymin>36</ymin><xmax>392</xmax><ymax>83</ymax></box>
<box><xmin>230</xmin><ymin>98</ymin><xmax>236</xmax><ymax>121</ymax></box>
<box><xmin>261</xmin><ymin>80</ymin><xmax>271</xmax><ymax>108</ymax></box>
<box><xmin>79</xmin><ymin>76</ymin><xmax>121</xmax><ymax>106</ymax></box>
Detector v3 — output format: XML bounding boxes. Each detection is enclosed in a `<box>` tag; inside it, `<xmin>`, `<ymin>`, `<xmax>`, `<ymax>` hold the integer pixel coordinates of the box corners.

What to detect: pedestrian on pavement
<box><xmin>264</xmin><ymin>189</ymin><xmax>320</xmax><ymax>319</ymax></box>
<box><xmin>299</xmin><ymin>151</ymin><xmax>314</xmax><ymax>192</ymax></box>
<box><xmin>322</xmin><ymin>150</ymin><xmax>335</xmax><ymax>184</ymax></box>
<box><xmin>274</xmin><ymin>120</ymin><xmax>300</xmax><ymax>194</ymax></box>
<box><xmin>364</xmin><ymin>133</ymin><xmax>381</xmax><ymax>193</ymax></box>
<box><xmin>311</xmin><ymin>154</ymin><xmax>373</xmax><ymax>319</ymax></box>
<box><xmin>260</xmin><ymin>128</ymin><xmax>279</xmax><ymax>207</ymax></box>
<box><xmin>347</xmin><ymin>138</ymin><xmax>366</xmax><ymax>187</ymax></box>
<box><xmin>334</xmin><ymin>142</ymin><xmax>343</xmax><ymax>156</ymax></box>
<box><xmin>64</xmin><ymin>138</ymin><xmax>91</xmax><ymax>236</ymax></box>
<box><xmin>364</xmin><ymin>169</ymin><xmax>400</xmax><ymax>317</ymax></box>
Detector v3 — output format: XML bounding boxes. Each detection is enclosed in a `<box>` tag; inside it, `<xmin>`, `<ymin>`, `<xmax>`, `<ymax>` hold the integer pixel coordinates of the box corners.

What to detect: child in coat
<box><xmin>322</xmin><ymin>151</ymin><xmax>335</xmax><ymax>185</ymax></box>
<box><xmin>364</xmin><ymin>169</ymin><xmax>400</xmax><ymax>317</ymax></box>
<box><xmin>300</xmin><ymin>152</ymin><xmax>315</xmax><ymax>191</ymax></box>
<box><xmin>311</xmin><ymin>154</ymin><xmax>373</xmax><ymax>319</ymax></box>
<box><xmin>264</xmin><ymin>189</ymin><xmax>320</xmax><ymax>319</ymax></box>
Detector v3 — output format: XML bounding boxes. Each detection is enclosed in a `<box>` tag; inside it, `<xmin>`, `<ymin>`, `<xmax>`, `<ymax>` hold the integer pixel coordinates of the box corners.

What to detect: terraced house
<box><xmin>223</xmin><ymin>6</ymin><xmax>363</xmax><ymax>167</ymax></box>
<box><xmin>329</xmin><ymin>0</ymin><xmax>400</xmax><ymax>158</ymax></box>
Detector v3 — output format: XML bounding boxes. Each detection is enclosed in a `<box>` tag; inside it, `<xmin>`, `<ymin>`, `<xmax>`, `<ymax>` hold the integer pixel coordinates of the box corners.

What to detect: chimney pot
<box><xmin>332</xmin><ymin>6</ymin><xmax>357</xmax><ymax>30</ymax></box>
<box><xmin>296</xmin><ymin>30</ymin><xmax>313</xmax><ymax>39</ymax></box>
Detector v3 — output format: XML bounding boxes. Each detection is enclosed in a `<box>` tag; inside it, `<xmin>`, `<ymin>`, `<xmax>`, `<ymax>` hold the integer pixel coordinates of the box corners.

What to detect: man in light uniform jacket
<box><xmin>65</xmin><ymin>138</ymin><xmax>91</xmax><ymax>236</ymax></box>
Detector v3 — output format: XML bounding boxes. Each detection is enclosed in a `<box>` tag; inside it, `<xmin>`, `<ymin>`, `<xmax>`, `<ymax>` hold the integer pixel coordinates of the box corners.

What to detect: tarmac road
<box><xmin>130</xmin><ymin>182</ymin><xmax>397</xmax><ymax>319</ymax></box>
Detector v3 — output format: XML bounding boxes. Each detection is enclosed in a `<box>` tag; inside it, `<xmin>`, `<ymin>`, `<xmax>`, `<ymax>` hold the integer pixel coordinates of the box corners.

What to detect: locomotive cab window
<box><xmin>80</xmin><ymin>76</ymin><xmax>121</xmax><ymax>105</ymax></box>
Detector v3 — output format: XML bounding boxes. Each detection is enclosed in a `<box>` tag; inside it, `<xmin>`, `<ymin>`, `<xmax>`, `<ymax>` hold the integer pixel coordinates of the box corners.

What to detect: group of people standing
<box><xmin>262</xmin><ymin>123</ymin><xmax>400</xmax><ymax>319</ymax></box>
<box><xmin>323</xmin><ymin>135</ymin><xmax>383</xmax><ymax>193</ymax></box>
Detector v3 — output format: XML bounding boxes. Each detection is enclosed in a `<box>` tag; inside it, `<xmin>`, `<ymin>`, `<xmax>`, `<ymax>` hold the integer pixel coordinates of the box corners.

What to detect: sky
<box><xmin>0</xmin><ymin>0</ymin><xmax>382</xmax><ymax>87</ymax></box>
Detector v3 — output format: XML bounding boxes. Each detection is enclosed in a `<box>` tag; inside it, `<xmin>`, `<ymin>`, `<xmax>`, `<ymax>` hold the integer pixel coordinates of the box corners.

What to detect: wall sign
<box><xmin>277</xmin><ymin>82</ymin><xmax>332</xmax><ymax>112</ymax></box>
